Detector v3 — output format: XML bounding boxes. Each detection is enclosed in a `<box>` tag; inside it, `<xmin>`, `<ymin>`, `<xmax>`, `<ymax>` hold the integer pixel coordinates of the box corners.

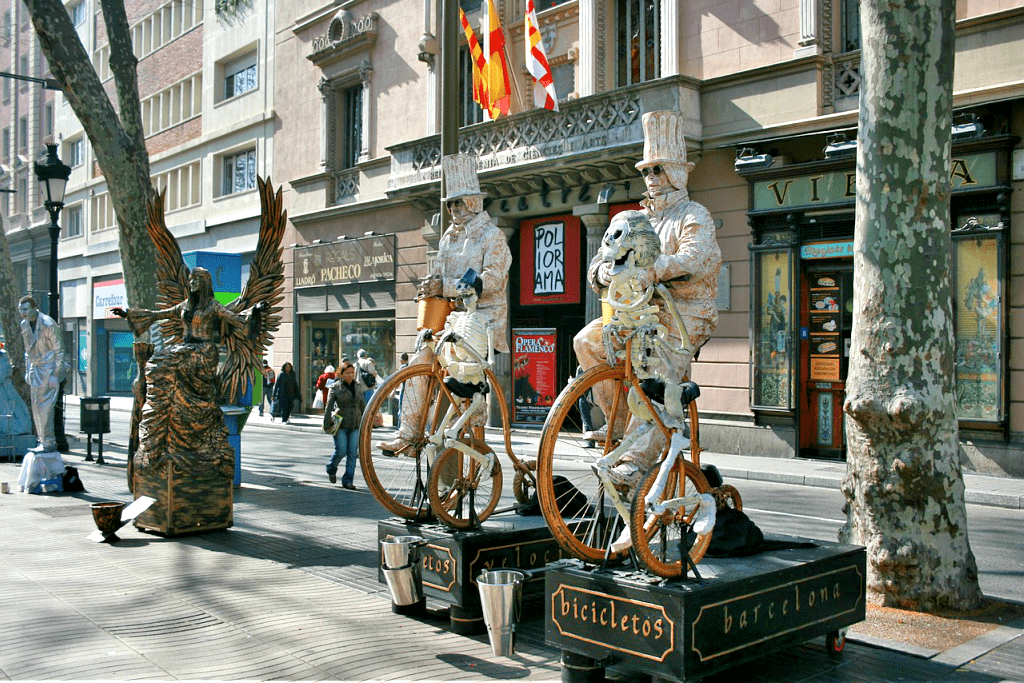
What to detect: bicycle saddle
<box><xmin>639</xmin><ymin>378</ymin><xmax>700</xmax><ymax>406</ymax></box>
<box><xmin>444</xmin><ymin>376</ymin><xmax>489</xmax><ymax>399</ymax></box>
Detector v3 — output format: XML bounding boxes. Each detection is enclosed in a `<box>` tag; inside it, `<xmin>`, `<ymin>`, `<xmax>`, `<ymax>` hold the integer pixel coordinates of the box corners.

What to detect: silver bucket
<box><xmin>381</xmin><ymin>535</ymin><xmax>425</xmax><ymax>569</ymax></box>
<box><xmin>383</xmin><ymin>564</ymin><xmax>423</xmax><ymax>606</ymax></box>
<box><xmin>477</xmin><ymin>569</ymin><xmax>526</xmax><ymax>657</ymax></box>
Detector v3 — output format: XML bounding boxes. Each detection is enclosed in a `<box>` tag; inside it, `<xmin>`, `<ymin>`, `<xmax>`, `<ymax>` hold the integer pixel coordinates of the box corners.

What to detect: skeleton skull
<box><xmin>599</xmin><ymin>211</ymin><xmax>661</xmax><ymax>274</ymax></box>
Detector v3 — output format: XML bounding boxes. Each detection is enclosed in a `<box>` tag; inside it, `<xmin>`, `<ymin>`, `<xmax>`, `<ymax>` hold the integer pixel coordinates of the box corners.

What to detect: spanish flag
<box><xmin>484</xmin><ymin>0</ymin><xmax>511</xmax><ymax>118</ymax></box>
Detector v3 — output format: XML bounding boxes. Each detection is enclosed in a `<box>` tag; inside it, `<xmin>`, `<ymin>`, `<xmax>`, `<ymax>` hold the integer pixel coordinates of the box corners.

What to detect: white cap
<box><xmin>441</xmin><ymin>154</ymin><xmax>484</xmax><ymax>201</ymax></box>
<box><xmin>635</xmin><ymin>111</ymin><xmax>695</xmax><ymax>171</ymax></box>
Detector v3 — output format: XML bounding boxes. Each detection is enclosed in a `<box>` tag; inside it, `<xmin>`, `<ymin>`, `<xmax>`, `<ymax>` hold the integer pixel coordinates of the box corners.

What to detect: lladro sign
<box><xmin>294</xmin><ymin>234</ymin><xmax>395</xmax><ymax>288</ymax></box>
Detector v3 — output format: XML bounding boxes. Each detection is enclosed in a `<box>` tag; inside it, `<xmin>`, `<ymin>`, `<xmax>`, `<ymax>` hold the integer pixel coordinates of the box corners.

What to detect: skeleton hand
<box><xmin>596</xmin><ymin>261</ymin><xmax>615</xmax><ymax>286</ymax></box>
<box><xmin>418</xmin><ymin>274</ymin><xmax>443</xmax><ymax>298</ymax></box>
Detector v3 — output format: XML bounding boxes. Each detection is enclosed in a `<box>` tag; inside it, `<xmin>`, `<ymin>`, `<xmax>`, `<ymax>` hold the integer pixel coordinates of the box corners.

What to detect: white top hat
<box><xmin>635</xmin><ymin>111</ymin><xmax>695</xmax><ymax>171</ymax></box>
<box><xmin>442</xmin><ymin>154</ymin><xmax>485</xmax><ymax>201</ymax></box>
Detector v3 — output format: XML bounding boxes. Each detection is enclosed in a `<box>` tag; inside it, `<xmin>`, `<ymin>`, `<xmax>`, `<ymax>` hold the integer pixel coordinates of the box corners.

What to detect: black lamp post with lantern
<box><xmin>33</xmin><ymin>143</ymin><xmax>71</xmax><ymax>453</ymax></box>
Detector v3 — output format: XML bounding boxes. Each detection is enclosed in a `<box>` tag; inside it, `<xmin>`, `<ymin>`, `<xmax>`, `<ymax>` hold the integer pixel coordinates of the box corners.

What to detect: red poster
<box><xmin>512</xmin><ymin>328</ymin><xmax>557</xmax><ymax>423</ymax></box>
<box><xmin>519</xmin><ymin>216</ymin><xmax>581</xmax><ymax>305</ymax></box>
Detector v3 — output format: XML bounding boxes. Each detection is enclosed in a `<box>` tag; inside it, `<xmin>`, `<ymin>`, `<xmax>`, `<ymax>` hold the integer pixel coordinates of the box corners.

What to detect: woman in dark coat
<box><xmin>323</xmin><ymin>362</ymin><xmax>365</xmax><ymax>489</ymax></box>
<box><xmin>273</xmin><ymin>362</ymin><xmax>299</xmax><ymax>423</ymax></box>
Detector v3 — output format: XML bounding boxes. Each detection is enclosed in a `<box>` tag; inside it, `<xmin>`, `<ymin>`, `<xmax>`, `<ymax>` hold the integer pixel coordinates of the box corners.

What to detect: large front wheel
<box><xmin>629</xmin><ymin>459</ymin><xmax>712</xmax><ymax>578</ymax></box>
<box><xmin>358</xmin><ymin>363</ymin><xmax>446</xmax><ymax>520</ymax></box>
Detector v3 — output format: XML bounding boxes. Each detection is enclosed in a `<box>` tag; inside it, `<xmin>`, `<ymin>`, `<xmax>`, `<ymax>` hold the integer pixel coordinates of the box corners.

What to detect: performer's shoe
<box><xmin>328</xmin><ymin>472</ymin><xmax>337</xmax><ymax>483</ymax></box>
<box><xmin>376</xmin><ymin>437</ymin><xmax>408</xmax><ymax>456</ymax></box>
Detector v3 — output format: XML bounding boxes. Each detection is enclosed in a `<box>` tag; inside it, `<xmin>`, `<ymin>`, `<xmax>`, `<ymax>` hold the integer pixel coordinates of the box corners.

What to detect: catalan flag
<box><xmin>459</xmin><ymin>8</ymin><xmax>489</xmax><ymax>115</ymax></box>
<box><xmin>525</xmin><ymin>0</ymin><xmax>558</xmax><ymax>111</ymax></box>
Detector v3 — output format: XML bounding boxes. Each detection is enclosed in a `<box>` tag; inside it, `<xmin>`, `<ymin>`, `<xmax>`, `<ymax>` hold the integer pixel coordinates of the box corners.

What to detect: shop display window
<box><xmin>952</xmin><ymin>217</ymin><xmax>1005</xmax><ymax>422</ymax></box>
<box><xmin>751</xmin><ymin>248</ymin><xmax>795</xmax><ymax>410</ymax></box>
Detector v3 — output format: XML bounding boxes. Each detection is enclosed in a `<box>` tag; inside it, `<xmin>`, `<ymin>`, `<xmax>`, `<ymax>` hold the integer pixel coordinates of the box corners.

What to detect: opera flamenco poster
<box><xmin>512</xmin><ymin>329</ymin><xmax>557</xmax><ymax>423</ymax></box>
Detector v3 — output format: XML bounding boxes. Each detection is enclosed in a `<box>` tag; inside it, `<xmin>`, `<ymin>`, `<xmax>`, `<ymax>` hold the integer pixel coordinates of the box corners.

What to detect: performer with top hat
<box><xmin>377</xmin><ymin>154</ymin><xmax>512</xmax><ymax>454</ymax></box>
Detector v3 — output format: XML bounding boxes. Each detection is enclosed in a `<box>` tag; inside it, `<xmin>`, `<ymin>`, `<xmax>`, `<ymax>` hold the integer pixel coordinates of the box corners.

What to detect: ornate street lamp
<box><xmin>34</xmin><ymin>143</ymin><xmax>71</xmax><ymax>452</ymax></box>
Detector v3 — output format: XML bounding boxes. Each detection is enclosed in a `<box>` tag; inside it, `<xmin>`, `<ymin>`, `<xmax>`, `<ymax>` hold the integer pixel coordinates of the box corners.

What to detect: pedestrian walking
<box><xmin>272</xmin><ymin>362</ymin><xmax>299</xmax><ymax>423</ymax></box>
<box><xmin>323</xmin><ymin>361</ymin><xmax>365</xmax><ymax>489</ymax></box>
<box><xmin>314</xmin><ymin>364</ymin><xmax>336</xmax><ymax>410</ymax></box>
<box><xmin>394</xmin><ymin>352</ymin><xmax>409</xmax><ymax>428</ymax></box>
<box><xmin>259</xmin><ymin>360</ymin><xmax>275</xmax><ymax>416</ymax></box>
<box><xmin>356</xmin><ymin>349</ymin><xmax>378</xmax><ymax>405</ymax></box>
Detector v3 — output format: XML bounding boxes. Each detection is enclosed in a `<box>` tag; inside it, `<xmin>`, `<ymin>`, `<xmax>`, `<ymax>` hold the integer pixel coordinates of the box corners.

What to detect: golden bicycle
<box><xmin>535</xmin><ymin>333</ymin><xmax>742</xmax><ymax>579</ymax></box>
<box><xmin>358</xmin><ymin>298</ymin><xmax>538</xmax><ymax>529</ymax></box>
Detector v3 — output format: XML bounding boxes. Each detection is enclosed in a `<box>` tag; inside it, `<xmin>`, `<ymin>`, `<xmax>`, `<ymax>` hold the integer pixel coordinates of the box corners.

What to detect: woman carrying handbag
<box><xmin>323</xmin><ymin>362</ymin><xmax>365</xmax><ymax>489</ymax></box>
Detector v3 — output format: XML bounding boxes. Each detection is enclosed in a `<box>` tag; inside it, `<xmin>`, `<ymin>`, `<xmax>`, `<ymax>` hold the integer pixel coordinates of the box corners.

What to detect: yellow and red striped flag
<box><xmin>525</xmin><ymin>0</ymin><xmax>558</xmax><ymax>111</ymax></box>
<box><xmin>459</xmin><ymin>8</ymin><xmax>490</xmax><ymax>114</ymax></box>
<box><xmin>484</xmin><ymin>0</ymin><xmax>511</xmax><ymax>117</ymax></box>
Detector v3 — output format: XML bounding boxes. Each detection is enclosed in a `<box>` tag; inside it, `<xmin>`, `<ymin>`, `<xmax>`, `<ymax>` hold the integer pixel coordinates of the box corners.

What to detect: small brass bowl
<box><xmin>91</xmin><ymin>501</ymin><xmax>126</xmax><ymax>541</ymax></box>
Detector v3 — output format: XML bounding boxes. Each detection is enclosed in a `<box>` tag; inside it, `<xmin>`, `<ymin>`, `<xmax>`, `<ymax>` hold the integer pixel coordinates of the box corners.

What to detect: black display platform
<box><xmin>379</xmin><ymin>513</ymin><xmax>567</xmax><ymax>633</ymax></box>
<box><xmin>545</xmin><ymin>536</ymin><xmax>866</xmax><ymax>682</ymax></box>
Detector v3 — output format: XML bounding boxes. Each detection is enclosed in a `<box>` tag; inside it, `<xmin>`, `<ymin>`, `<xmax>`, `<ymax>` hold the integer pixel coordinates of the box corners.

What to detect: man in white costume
<box><xmin>573</xmin><ymin>111</ymin><xmax>722</xmax><ymax>485</ymax></box>
<box><xmin>19</xmin><ymin>295</ymin><xmax>65</xmax><ymax>454</ymax></box>
<box><xmin>377</xmin><ymin>154</ymin><xmax>512</xmax><ymax>454</ymax></box>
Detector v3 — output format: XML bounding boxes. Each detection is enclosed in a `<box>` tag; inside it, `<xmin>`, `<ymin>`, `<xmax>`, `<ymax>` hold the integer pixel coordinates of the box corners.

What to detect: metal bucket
<box><xmin>477</xmin><ymin>569</ymin><xmax>526</xmax><ymax>657</ymax></box>
<box><xmin>383</xmin><ymin>564</ymin><xmax>423</xmax><ymax>606</ymax></box>
<box><xmin>380</xmin><ymin>535</ymin><xmax>425</xmax><ymax>569</ymax></box>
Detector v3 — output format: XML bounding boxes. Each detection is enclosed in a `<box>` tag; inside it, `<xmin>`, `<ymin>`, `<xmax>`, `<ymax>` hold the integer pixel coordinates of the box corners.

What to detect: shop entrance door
<box><xmin>799</xmin><ymin>264</ymin><xmax>853</xmax><ymax>460</ymax></box>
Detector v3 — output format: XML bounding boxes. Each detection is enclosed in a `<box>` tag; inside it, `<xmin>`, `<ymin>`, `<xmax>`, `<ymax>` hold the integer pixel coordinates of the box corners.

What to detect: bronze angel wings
<box><xmin>146</xmin><ymin>176</ymin><xmax>287</xmax><ymax>403</ymax></box>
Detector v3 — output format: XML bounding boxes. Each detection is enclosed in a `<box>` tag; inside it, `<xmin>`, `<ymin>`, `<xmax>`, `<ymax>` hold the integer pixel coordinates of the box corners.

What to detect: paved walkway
<box><xmin>0</xmin><ymin>396</ymin><xmax>1019</xmax><ymax>681</ymax></box>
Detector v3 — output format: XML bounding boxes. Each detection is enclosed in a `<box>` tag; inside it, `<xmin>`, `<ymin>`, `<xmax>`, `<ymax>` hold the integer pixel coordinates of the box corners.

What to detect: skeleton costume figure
<box><xmin>426</xmin><ymin>269</ymin><xmax>495</xmax><ymax>454</ymax></box>
<box><xmin>19</xmin><ymin>296</ymin><xmax>65</xmax><ymax>453</ymax></box>
<box><xmin>377</xmin><ymin>154</ymin><xmax>511</xmax><ymax>453</ymax></box>
<box><xmin>573</xmin><ymin>110</ymin><xmax>722</xmax><ymax>455</ymax></box>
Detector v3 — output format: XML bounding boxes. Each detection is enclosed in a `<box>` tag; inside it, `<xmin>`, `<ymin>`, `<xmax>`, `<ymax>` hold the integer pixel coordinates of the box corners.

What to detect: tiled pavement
<box><xmin>0</xmin><ymin>398</ymin><xmax>1022</xmax><ymax>681</ymax></box>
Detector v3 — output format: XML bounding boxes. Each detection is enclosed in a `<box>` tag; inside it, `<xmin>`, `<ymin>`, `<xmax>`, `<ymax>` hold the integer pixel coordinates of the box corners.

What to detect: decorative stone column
<box><xmin>578</xmin><ymin>0</ymin><xmax>598</xmax><ymax>96</ymax></box>
<box><xmin>358</xmin><ymin>60</ymin><xmax>373</xmax><ymax>162</ymax></box>
<box><xmin>795</xmin><ymin>0</ymin><xmax>822</xmax><ymax>57</ymax></box>
<box><xmin>574</xmin><ymin>204</ymin><xmax>610</xmax><ymax>323</ymax></box>
<box><xmin>660</xmin><ymin>0</ymin><xmax>681</xmax><ymax>77</ymax></box>
<box><xmin>317</xmin><ymin>77</ymin><xmax>334</xmax><ymax>169</ymax></box>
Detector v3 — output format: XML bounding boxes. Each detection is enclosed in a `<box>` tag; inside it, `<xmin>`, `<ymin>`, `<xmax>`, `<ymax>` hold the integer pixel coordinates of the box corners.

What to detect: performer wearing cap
<box><xmin>573</xmin><ymin>111</ymin><xmax>722</xmax><ymax>485</ymax></box>
<box><xmin>377</xmin><ymin>154</ymin><xmax>511</xmax><ymax>454</ymax></box>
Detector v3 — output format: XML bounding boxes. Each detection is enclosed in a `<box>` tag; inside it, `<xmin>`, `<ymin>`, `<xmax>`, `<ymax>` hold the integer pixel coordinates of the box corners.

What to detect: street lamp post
<box><xmin>34</xmin><ymin>143</ymin><xmax>71</xmax><ymax>453</ymax></box>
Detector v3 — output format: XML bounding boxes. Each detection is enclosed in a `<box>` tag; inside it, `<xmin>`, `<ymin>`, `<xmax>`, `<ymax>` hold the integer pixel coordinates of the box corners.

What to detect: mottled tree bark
<box><xmin>22</xmin><ymin>0</ymin><xmax>157</xmax><ymax>310</ymax></box>
<box><xmin>840</xmin><ymin>0</ymin><xmax>983</xmax><ymax>610</ymax></box>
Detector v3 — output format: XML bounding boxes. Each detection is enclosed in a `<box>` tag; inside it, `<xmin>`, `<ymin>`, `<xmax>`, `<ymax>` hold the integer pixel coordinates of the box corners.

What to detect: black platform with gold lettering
<box><xmin>546</xmin><ymin>536</ymin><xmax>866</xmax><ymax>682</ymax></box>
<box><xmin>378</xmin><ymin>513</ymin><xmax>566</xmax><ymax>634</ymax></box>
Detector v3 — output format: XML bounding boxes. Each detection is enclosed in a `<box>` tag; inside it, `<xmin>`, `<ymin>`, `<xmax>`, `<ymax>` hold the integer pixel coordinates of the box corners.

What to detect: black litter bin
<box><xmin>80</xmin><ymin>397</ymin><xmax>111</xmax><ymax>464</ymax></box>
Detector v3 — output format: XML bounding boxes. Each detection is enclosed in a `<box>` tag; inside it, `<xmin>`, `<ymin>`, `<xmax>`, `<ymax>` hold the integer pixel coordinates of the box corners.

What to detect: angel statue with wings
<box><xmin>112</xmin><ymin>177</ymin><xmax>286</xmax><ymax>535</ymax></box>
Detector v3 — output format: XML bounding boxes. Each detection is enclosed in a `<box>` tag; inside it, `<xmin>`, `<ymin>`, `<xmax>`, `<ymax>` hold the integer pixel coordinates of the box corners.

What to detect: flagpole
<box><xmin>503</xmin><ymin>42</ymin><xmax>527</xmax><ymax>113</ymax></box>
<box><xmin>440</xmin><ymin>0</ymin><xmax>459</xmax><ymax>231</ymax></box>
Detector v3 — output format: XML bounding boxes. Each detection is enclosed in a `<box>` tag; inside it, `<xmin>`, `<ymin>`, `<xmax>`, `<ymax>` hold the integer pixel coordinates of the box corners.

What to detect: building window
<box><xmin>616</xmin><ymin>0</ymin><xmax>659</xmax><ymax>87</ymax></box>
<box><xmin>19</xmin><ymin>55</ymin><xmax>29</xmax><ymax>89</ymax></box>
<box><xmin>458</xmin><ymin>46</ymin><xmax>485</xmax><ymax>127</ymax></box>
<box><xmin>64</xmin><ymin>205</ymin><xmax>83</xmax><ymax>238</ymax></box>
<box><xmin>18</xmin><ymin>176</ymin><xmax>27</xmax><ymax>214</ymax></box>
<box><xmin>93</xmin><ymin>44</ymin><xmax>110</xmax><ymax>81</ymax></box>
<box><xmin>2</xmin><ymin>127</ymin><xmax>9</xmax><ymax>160</ymax></box>
<box><xmin>551</xmin><ymin>63</ymin><xmax>574</xmax><ymax>103</ymax></box>
<box><xmin>223</xmin><ymin>54</ymin><xmax>257</xmax><ymax>100</ymax></box>
<box><xmin>222</xmin><ymin>148</ymin><xmax>256</xmax><ymax>195</ymax></box>
<box><xmin>65</xmin><ymin>137</ymin><xmax>85</xmax><ymax>167</ymax></box>
<box><xmin>840</xmin><ymin>0</ymin><xmax>860</xmax><ymax>52</ymax></box>
<box><xmin>91</xmin><ymin>191</ymin><xmax>116</xmax><ymax>232</ymax></box>
<box><xmin>44</xmin><ymin>103</ymin><xmax>53</xmax><ymax>137</ymax></box>
<box><xmin>18</xmin><ymin>116</ymin><xmax>27</xmax><ymax>150</ymax></box>
<box><xmin>69</xmin><ymin>1</ymin><xmax>87</xmax><ymax>27</ymax></box>
<box><xmin>153</xmin><ymin>160</ymin><xmax>202</xmax><ymax>211</ymax></box>
<box><xmin>141</xmin><ymin>73</ymin><xmax>202</xmax><ymax>136</ymax></box>
<box><xmin>2</xmin><ymin>77</ymin><xmax>9</xmax><ymax>101</ymax></box>
<box><xmin>340</xmin><ymin>85</ymin><xmax>363</xmax><ymax>169</ymax></box>
<box><xmin>130</xmin><ymin>0</ymin><xmax>205</xmax><ymax>59</ymax></box>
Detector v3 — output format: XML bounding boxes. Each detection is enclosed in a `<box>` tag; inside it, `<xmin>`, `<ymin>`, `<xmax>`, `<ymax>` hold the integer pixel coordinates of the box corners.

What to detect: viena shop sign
<box><xmin>294</xmin><ymin>234</ymin><xmax>396</xmax><ymax>288</ymax></box>
<box><xmin>752</xmin><ymin>152</ymin><xmax>998</xmax><ymax>211</ymax></box>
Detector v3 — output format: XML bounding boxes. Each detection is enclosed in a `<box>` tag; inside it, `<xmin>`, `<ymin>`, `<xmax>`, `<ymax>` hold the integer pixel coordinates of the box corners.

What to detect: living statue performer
<box><xmin>573</xmin><ymin>110</ymin><xmax>722</xmax><ymax>472</ymax></box>
<box><xmin>377</xmin><ymin>154</ymin><xmax>511</xmax><ymax>454</ymax></box>
<box><xmin>112</xmin><ymin>178</ymin><xmax>286</xmax><ymax>535</ymax></box>
<box><xmin>19</xmin><ymin>295</ymin><xmax>65</xmax><ymax>453</ymax></box>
